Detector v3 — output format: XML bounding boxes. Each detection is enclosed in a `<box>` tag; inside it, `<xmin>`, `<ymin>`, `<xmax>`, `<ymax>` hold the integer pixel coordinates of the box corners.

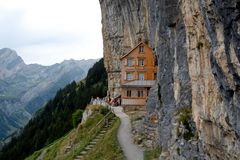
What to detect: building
<box><xmin>120</xmin><ymin>42</ymin><xmax>157</xmax><ymax>111</ymax></box>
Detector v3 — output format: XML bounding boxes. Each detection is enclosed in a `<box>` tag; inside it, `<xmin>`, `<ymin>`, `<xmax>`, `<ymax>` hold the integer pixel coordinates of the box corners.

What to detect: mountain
<box><xmin>0</xmin><ymin>48</ymin><xmax>97</xmax><ymax>141</ymax></box>
<box><xmin>0</xmin><ymin>58</ymin><xmax>107</xmax><ymax>160</ymax></box>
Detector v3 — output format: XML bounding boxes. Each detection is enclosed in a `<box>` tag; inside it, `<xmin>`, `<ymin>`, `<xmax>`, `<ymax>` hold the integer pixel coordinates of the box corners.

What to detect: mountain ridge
<box><xmin>0</xmin><ymin>48</ymin><xmax>97</xmax><ymax>140</ymax></box>
<box><xmin>0</xmin><ymin>58</ymin><xmax>108</xmax><ymax>160</ymax></box>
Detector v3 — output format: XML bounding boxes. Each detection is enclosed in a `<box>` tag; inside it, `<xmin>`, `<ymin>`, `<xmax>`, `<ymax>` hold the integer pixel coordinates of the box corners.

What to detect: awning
<box><xmin>121</xmin><ymin>80</ymin><xmax>156</xmax><ymax>87</ymax></box>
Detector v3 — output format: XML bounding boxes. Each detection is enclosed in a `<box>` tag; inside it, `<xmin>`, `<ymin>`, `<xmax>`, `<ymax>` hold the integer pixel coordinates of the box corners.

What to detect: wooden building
<box><xmin>120</xmin><ymin>42</ymin><xmax>157</xmax><ymax>111</ymax></box>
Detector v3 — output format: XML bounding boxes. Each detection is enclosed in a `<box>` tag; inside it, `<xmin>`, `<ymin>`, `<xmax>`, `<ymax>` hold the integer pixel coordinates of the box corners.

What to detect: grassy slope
<box><xmin>26</xmin><ymin>107</ymin><xmax>124</xmax><ymax>160</ymax></box>
<box><xmin>144</xmin><ymin>147</ymin><xmax>161</xmax><ymax>160</ymax></box>
<box><xmin>0</xmin><ymin>58</ymin><xmax>108</xmax><ymax>160</ymax></box>
<box><xmin>84</xmin><ymin>118</ymin><xmax>124</xmax><ymax>160</ymax></box>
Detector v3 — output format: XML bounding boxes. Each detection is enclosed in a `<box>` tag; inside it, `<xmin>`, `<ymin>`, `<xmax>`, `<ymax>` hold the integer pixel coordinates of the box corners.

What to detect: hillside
<box><xmin>0</xmin><ymin>48</ymin><xmax>97</xmax><ymax>141</ymax></box>
<box><xmin>26</xmin><ymin>105</ymin><xmax>124</xmax><ymax>160</ymax></box>
<box><xmin>0</xmin><ymin>58</ymin><xmax>107</xmax><ymax>160</ymax></box>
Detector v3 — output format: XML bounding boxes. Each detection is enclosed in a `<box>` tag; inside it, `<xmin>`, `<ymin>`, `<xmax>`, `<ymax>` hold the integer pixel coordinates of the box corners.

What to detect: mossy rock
<box><xmin>176</xmin><ymin>108</ymin><xmax>195</xmax><ymax>140</ymax></box>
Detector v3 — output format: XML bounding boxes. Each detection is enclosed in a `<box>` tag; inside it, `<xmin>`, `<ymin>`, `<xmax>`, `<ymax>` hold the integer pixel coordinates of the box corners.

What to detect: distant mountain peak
<box><xmin>0</xmin><ymin>48</ymin><xmax>25</xmax><ymax>79</ymax></box>
<box><xmin>0</xmin><ymin>49</ymin><xmax>98</xmax><ymax>140</ymax></box>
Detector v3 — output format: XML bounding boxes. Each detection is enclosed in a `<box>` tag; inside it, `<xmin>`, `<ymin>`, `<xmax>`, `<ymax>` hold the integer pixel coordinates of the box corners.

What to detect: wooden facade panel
<box><xmin>121</xmin><ymin>87</ymin><xmax>147</xmax><ymax>98</ymax></box>
<box><xmin>122</xmin><ymin>98</ymin><xmax>146</xmax><ymax>106</ymax></box>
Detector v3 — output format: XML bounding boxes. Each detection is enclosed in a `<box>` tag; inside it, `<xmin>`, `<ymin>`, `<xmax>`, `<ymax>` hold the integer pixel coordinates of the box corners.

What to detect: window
<box><xmin>139</xmin><ymin>59</ymin><xmax>144</xmax><ymax>66</ymax></box>
<box><xmin>127</xmin><ymin>90</ymin><xmax>131</xmax><ymax>97</ymax></box>
<box><xmin>139</xmin><ymin>46</ymin><xmax>144</xmax><ymax>53</ymax></box>
<box><xmin>126</xmin><ymin>72</ymin><xmax>133</xmax><ymax>80</ymax></box>
<box><xmin>127</xmin><ymin>59</ymin><xmax>133</xmax><ymax>66</ymax></box>
<box><xmin>139</xmin><ymin>73</ymin><xmax>145</xmax><ymax>80</ymax></box>
<box><xmin>138</xmin><ymin>90</ymin><xmax>144</xmax><ymax>97</ymax></box>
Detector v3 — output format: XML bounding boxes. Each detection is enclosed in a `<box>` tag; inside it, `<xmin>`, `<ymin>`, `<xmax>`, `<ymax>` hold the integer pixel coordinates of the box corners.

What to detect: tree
<box><xmin>72</xmin><ymin>109</ymin><xmax>83</xmax><ymax>128</ymax></box>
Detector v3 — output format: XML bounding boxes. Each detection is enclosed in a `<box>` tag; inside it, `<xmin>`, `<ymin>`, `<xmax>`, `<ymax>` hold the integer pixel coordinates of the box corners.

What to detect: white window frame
<box><xmin>138</xmin><ymin>59</ymin><xmax>144</xmax><ymax>66</ymax></box>
<box><xmin>127</xmin><ymin>59</ymin><xmax>133</xmax><ymax>66</ymax></box>
<box><xmin>126</xmin><ymin>72</ymin><xmax>133</xmax><ymax>80</ymax></box>
<box><xmin>139</xmin><ymin>46</ymin><xmax>144</xmax><ymax>53</ymax></box>
<box><xmin>138</xmin><ymin>73</ymin><xmax>145</xmax><ymax>80</ymax></box>
<box><xmin>138</xmin><ymin>90</ymin><xmax>144</xmax><ymax>97</ymax></box>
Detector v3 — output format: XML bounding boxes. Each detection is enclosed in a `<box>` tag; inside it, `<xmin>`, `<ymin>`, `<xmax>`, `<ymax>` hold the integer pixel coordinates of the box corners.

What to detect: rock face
<box><xmin>99</xmin><ymin>0</ymin><xmax>240</xmax><ymax>159</ymax></box>
<box><xmin>0</xmin><ymin>48</ymin><xmax>97</xmax><ymax>140</ymax></box>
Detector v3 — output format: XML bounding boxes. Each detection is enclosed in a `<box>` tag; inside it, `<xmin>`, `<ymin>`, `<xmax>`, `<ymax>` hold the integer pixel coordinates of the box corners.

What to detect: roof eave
<box><xmin>120</xmin><ymin>42</ymin><xmax>145</xmax><ymax>60</ymax></box>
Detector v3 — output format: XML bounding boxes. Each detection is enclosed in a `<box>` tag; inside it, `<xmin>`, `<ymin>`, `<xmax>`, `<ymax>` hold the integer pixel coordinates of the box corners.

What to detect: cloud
<box><xmin>0</xmin><ymin>0</ymin><xmax>103</xmax><ymax>65</ymax></box>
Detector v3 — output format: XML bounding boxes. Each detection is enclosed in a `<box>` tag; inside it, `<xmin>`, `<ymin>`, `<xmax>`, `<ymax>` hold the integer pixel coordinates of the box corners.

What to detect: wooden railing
<box><xmin>88</xmin><ymin>110</ymin><xmax>112</xmax><ymax>134</ymax></box>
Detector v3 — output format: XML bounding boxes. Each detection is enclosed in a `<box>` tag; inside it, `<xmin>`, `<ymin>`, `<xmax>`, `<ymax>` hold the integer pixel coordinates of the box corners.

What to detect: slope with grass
<box><xmin>26</xmin><ymin>105</ymin><xmax>124</xmax><ymax>160</ymax></box>
<box><xmin>0</xmin><ymin>58</ymin><xmax>107</xmax><ymax>160</ymax></box>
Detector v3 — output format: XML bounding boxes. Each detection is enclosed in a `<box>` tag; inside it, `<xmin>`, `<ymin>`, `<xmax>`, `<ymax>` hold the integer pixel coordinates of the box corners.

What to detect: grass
<box><xmin>176</xmin><ymin>107</ymin><xmax>194</xmax><ymax>140</ymax></box>
<box><xmin>26</xmin><ymin>105</ymin><xmax>122</xmax><ymax>160</ymax></box>
<box><xmin>25</xmin><ymin>150</ymin><xmax>41</xmax><ymax>160</ymax></box>
<box><xmin>144</xmin><ymin>147</ymin><xmax>161</xmax><ymax>160</ymax></box>
<box><xmin>26</xmin><ymin>111</ymin><xmax>105</xmax><ymax>160</ymax></box>
<box><xmin>84</xmin><ymin>118</ymin><xmax>124</xmax><ymax>160</ymax></box>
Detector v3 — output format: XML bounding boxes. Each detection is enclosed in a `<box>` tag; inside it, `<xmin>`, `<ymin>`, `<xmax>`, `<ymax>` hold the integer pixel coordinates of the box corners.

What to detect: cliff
<box><xmin>99</xmin><ymin>0</ymin><xmax>240</xmax><ymax>159</ymax></box>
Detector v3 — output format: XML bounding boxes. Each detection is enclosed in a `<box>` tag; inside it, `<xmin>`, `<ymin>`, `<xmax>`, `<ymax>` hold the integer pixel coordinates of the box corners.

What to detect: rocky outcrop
<box><xmin>99</xmin><ymin>0</ymin><xmax>240</xmax><ymax>159</ymax></box>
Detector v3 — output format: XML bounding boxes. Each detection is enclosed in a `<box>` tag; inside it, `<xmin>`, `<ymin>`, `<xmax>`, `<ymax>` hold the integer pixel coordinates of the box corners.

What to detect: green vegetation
<box><xmin>26</xmin><ymin>109</ymin><xmax>123</xmax><ymax>160</ymax></box>
<box><xmin>144</xmin><ymin>147</ymin><xmax>161</xmax><ymax>160</ymax></box>
<box><xmin>99</xmin><ymin>107</ymin><xmax>110</xmax><ymax>115</ymax></box>
<box><xmin>176</xmin><ymin>147</ymin><xmax>180</xmax><ymax>155</ymax></box>
<box><xmin>72</xmin><ymin>109</ymin><xmax>83</xmax><ymax>128</ymax></box>
<box><xmin>176</xmin><ymin>107</ymin><xmax>194</xmax><ymax>140</ymax></box>
<box><xmin>0</xmin><ymin>58</ymin><xmax>108</xmax><ymax>160</ymax></box>
<box><xmin>25</xmin><ymin>151</ymin><xmax>41</xmax><ymax>160</ymax></box>
<box><xmin>72</xmin><ymin>112</ymin><xmax>107</xmax><ymax>159</ymax></box>
<box><xmin>84</xmin><ymin>118</ymin><xmax>124</xmax><ymax>160</ymax></box>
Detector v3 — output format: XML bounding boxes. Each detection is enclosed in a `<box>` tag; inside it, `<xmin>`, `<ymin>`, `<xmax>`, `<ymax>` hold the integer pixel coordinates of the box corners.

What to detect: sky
<box><xmin>0</xmin><ymin>0</ymin><xmax>103</xmax><ymax>65</ymax></box>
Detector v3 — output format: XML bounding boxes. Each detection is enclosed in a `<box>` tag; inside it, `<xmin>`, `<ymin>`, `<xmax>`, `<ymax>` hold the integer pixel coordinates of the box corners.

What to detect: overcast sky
<box><xmin>0</xmin><ymin>0</ymin><xmax>103</xmax><ymax>65</ymax></box>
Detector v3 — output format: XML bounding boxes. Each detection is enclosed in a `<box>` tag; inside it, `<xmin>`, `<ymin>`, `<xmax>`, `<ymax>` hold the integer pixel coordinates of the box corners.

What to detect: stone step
<box><xmin>86</xmin><ymin>144</ymin><xmax>95</xmax><ymax>148</ymax></box>
<box><xmin>92</xmin><ymin>138</ymin><xmax>100</xmax><ymax>142</ymax></box>
<box><xmin>90</xmin><ymin>141</ymin><xmax>97</xmax><ymax>145</ymax></box>
<box><xmin>97</xmin><ymin>133</ymin><xmax>104</xmax><ymax>137</ymax></box>
<box><xmin>85</xmin><ymin>144</ymin><xmax>94</xmax><ymax>149</ymax></box>
<box><xmin>100</xmin><ymin>130</ymin><xmax>107</xmax><ymax>133</ymax></box>
<box><xmin>85</xmin><ymin>147</ymin><xmax>92</xmax><ymax>151</ymax></box>
<box><xmin>76</xmin><ymin>155</ymin><xmax>83</xmax><ymax>159</ymax></box>
<box><xmin>80</xmin><ymin>150</ymin><xmax>87</xmax><ymax>155</ymax></box>
<box><xmin>85</xmin><ymin>144</ymin><xmax>95</xmax><ymax>150</ymax></box>
<box><xmin>75</xmin><ymin>156</ymin><xmax>83</xmax><ymax>160</ymax></box>
<box><xmin>95</xmin><ymin>135</ymin><xmax>102</xmax><ymax>139</ymax></box>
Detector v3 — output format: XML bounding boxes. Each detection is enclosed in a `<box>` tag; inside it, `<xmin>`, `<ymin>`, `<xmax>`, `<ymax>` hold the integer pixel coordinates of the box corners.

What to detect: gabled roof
<box><xmin>120</xmin><ymin>42</ymin><xmax>146</xmax><ymax>60</ymax></box>
<box><xmin>121</xmin><ymin>80</ymin><xmax>156</xmax><ymax>87</ymax></box>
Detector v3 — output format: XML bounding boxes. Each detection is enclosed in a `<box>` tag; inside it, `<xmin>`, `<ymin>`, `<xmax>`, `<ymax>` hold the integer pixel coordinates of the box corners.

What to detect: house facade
<box><xmin>120</xmin><ymin>42</ymin><xmax>157</xmax><ymax>111</ymax></box>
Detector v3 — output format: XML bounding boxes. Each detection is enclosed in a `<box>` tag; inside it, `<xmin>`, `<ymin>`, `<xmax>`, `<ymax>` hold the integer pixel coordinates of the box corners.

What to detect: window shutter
<box><xmin>124</xmin><ymin>72</ymin><xmax>127</xmax><ymax>80</ymax></box>
<box><xmin>124</xmin><ymin>59</ymin><xmax>127</xmax><ymax>66</ymax></box>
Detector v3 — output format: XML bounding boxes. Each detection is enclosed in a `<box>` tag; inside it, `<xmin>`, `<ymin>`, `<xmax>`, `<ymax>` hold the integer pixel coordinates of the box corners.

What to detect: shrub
<box><xmin>176</xmin><ymin>108</ymin><xmax>194</xmax><ymax>140</ymax></box>
<box><xmin>100</xmin><ymin>107</ymin><xmax>109</xmax><ymax>115</ymax></box>
<box><xmin>72</xmin><ymin>109</ymin><xmax>83</xmax><ymax>128</ymax></box>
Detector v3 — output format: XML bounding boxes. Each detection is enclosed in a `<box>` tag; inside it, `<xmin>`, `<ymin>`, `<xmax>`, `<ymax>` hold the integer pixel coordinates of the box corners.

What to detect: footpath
<box><xmin>112</xmin><ymin>106</ymin><xmax>143</xmax><ymax>160</ymax></box>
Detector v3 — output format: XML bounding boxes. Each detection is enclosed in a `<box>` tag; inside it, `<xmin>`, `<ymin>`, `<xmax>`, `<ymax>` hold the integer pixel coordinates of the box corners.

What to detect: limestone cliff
<box><xmin>99</xmin><ymin>0</ymin><xmax>240</xmax><ymax>159</ymax></box>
